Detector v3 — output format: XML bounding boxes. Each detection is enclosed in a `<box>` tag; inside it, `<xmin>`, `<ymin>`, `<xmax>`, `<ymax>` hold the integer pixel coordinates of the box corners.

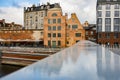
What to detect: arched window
<box><xmin>52</xmin><ymin>13</ymin><xmax>57</xmax><ymax>16</ymax></box>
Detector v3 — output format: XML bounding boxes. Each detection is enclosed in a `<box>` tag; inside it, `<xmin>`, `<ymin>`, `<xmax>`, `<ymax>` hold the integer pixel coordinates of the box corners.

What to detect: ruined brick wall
<box><xmin>0</xmin><ymin>30</ymin><xmax>43</xmax><ymax>41</ymax></box>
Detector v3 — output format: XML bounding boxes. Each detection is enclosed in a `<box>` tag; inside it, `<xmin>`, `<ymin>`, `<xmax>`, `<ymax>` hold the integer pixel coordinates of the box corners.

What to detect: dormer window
<box><xmin>41</xmin><ymin>6</ymin><xmax>44</xmax><ymax>9</ymax></box>
<box><xmin>47</xmin><ymin>6</ymin><xmax>50</xmax><ymax>9</ymax></box>
<box><xmin>52</xmin><ymin>13</ymin><xmax>57</xmax><ymax>16</ymax></box>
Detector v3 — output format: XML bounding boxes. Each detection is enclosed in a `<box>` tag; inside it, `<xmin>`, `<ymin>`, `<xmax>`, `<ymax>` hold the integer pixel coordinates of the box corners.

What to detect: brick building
<box><xmin>66</xmin><ymin>13</ymin><xmax>85</xmax><ymax>46</ymax></box>
<box><xmin>0</xmin><ymin>2</ymin><xmax>85</xmax><ymax>48</ymax></box>
<box><xmin>0</xmin><ymin>30</ymin><xmax>43</xmax><ymax>47</ymax></box>
<box><xmin>44</xmin><ymin>6</ymin><xmax>67</xmax><ymax>47</ymax></box>
<box><xmin>83</xmin><ymin>21</ymin><xmax>97</xmax><ymax>42</ymax></box>
<box><xmin>44</xmin><ymin>6</ymin><xmax>85</xmax><ymax>48</ymax></box>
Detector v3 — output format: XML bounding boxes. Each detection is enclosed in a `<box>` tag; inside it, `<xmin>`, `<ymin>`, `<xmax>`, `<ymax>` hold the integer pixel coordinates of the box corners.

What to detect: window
<box><xmin>114</xmin><ymin>25</ymin><xmax>119</xmax><ymax>31</ymax></box>
<box><xmin>114</xmin><ymin>4</ymin><xmax>119</xmax><ymax>9</ymax></box>
<box><xmin>106</xmin><ymin>33</ymin><xmax>110</xmax><ymax>39</ymax></box>
<box><xmin>36</xmin><ymin>16</ymin><xmax>38</xmax><ymax>22</ymax></box>
<box><xmin>98</xmin><ymin>34</ymin><xmax>101</xmax><ymax>38</ymax></box>
<box><xmin>114</xmin><ymin>33</ymin><xmax>119</xmax><ymax>38</ymax></box>
<box><xmin>53</xmin><ymin>26</ymin><xmax>56</xmax><ymax>30</ymax></box>
<box><xmin>41</xmin><ymin>19</ymin><xmax>43</xmax><ymax>23</ymax></box>
<box><xmin>53</xmin><ymin>19</ymin><xmax>56</xmax><ymax>24</ymax></box>
<box><xmin>97</xmin><ymin>4</ymin><xmax>102</xmax><ymax>10</ymax></box>
<box><xmin>41</xmin><ymin>32</ymin><xmax>43</xmax><ymax>35</ymax></box>
<box><xmin>91</xmin><ymin>31</ymin><xmax>93</xmax><ymax>35</ymax></box>
<box><xmin>48</xmin><ymin>19</ymin><xmax>50</xmax><ymax>24</ymax></box>
<box><xmin>52</xmin><ymin>13</ymin><xmax>57</xmax><ymax>16</ymax></box>
<box><xmin>41</xmin><ymin>24</ymin><xmax>43</xmax><ymax>28</ymax></box>
<box><xmin>98</xmin><ymin>11</ymin><xmax>102</xmax><ymax>17</ymax></box>
<box><xmin>58</xmin><ymin>26</ymin><xmax>61</xmax><ymax>30</ymax></box>
<box><xmin>67</xmin><ymin>41</ymin><xmax>69</xmax><ymax>44</ymax></box>
<box><xmin>97</xmin><ymin>18</ymin><xmax>102</xmax><ymax>24</ymax></box>
<box><xmin>86</xmin><ymin>31</ymin><xmax>88</xmax><ymax>35</ymax></box>
<box><xmin>53</xmin><ymin>33</ymin><xmax>56</xmax><ymax>37</ymax></box>
<box><xmin>58</xmin><ymin>41</ymin><xmax>61</xmax><ymax>46</ymax></box>
<box><xmin>68</xmin><ymin>25</ymin><xmax>71</xmax><ymax>29</ymax></box>
<box><xmin>105</xmin><ymin>18</ymin><xmax>111</xmax><ymax>32</ymax></box>
<box><xmin>75</xmin><ymin>33</ymin><xmax>81</xmax><ymax>37</ymax></box>
<box><xmin>105</xmin><ymin>18</ymin><xmax>111</xmax><ymax>24</ymax></box>
<box><xmin>114</xmin><ymin>18</ymin><xmax>119</xmax><ymax>24</ymax></box>
<box><xmin>36</xmin><ymin>24</ymin><xmax>38</xmax><ymax>29</ymax></box>
<box><xmin>67</xmin><ymin>33</ymin><xmax>69</xmax><ymax>37</ymax></box>
<box><xmin>76</xmin><ymin>40</ymin><xmax>79</xmax><ymax>43</ymax></box>
<box><xmin>58</xmin><ymin>18</ymin><xmax>61</xmax><ymax>23</ymax></box>
<box><xmin>106</xmin><ymin>4</ymin><xmax>111</xmax><ymax>10</ymax></box>
<box><xmin>97</xmin><ymin>18</ymin><xmax>102</xmax><ymax>32</ymax></box>
<box><xmin>52</xmin><ymin>41</ymin><xmax>56</xmax><ymax>47</ymax></box>
<box><xmin>72</xmin><ymin>25</ymin><xmax>78</xmax><ymax>30</ymax></box>
<box><xmin>105</xmin><ymin>25</ymin><xmax>111</xmax><ymax>32</ymax></box>
<box><xmin>106</xmin><ymin>11</ymin><xmax>110</xmax><ymax>17</ymax></box>
<box><xmin>48</xmin><ymin>26</ymin><xmax>51</xmax><ymax>30</ymax></box>
<box><xmin>114</xmin><ymin>18</ymin><xmax>120</xmax><ymax>31</ymax></box>
<box><xmin>41</xmin><ymin>12</ymin><xmax>43</xmax><ymax>17</ymax></box>
<box><xmin>114</xmin><ymin>11</ymin><xmax>119</xmax><ymax>17</ymax></box>
<box><xmin>48</xmin><ymin>40</ymin><xmax>51</xmax><ymax>46</ymax></box>
<box><xmin>48</xmin><ymin>33</ymin><xmax>51</xmax><ymax>37</ymax></box>
<box><xmin>58</xmin><ymin>33</ymin><xmax>61</xmax><ymax>37</ymax></box>
<box><xmin>72</xmin><ymin>18</ymin><xmax>75</xmax><ymax>22</ymax></box>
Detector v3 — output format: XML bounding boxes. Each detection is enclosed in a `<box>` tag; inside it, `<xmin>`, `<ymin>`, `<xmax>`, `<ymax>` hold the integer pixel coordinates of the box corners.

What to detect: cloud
<box><xmin>0</xmin><ymin>0</ymin><xmax>97</xmax><ymax>26</ymax></box>
<box><xmin>0</xmin><ymin>7</ymin><xmax>23</xmax><ymax>24</ymax></box>
<box><xmin>40</xmin><ymin>0</ymin><xmax>97</xmax><ymax>24</ymax></box>
<box><xmin>0</xmin><ymin>9</ymin><xmax>6</xmax><ymax>14</ymax></box>
<box><xmin>0</xmin><ymin>2</ymin><xmax>32</xmax><ymax>25</ymax></box>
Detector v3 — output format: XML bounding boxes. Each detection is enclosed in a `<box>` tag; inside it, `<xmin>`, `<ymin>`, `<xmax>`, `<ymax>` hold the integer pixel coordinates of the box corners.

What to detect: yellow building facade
<box><xmin>44</xmin><ymin>7</ymin><xmax>67</xmax><ymax>47</ymax></box>
<box><xmin>44</xmin><ymin>9</ymin><xmax>85</xmax><ymax>48</ymax></box>
<box><xmin>66</xmin><ymin>13</ymin><xmax>85</xmax><ymax>47</ymax></box>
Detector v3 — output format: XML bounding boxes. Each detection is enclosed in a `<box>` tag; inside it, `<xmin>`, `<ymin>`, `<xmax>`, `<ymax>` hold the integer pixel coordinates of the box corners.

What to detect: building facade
<box><xmin>66</xmin><ymin>13</ymin><xmax>85</xmax><ymax>47</ymax></box>
<box><xmin>83</xmin><ymin>21</ymin><xmax>97</xmax><ymax>42</ymax></box>
<box><xmin>24</xmin><ymin>3</ymin><xmax>61</xmax><ymax>30</ymax></box>
<box><xmin>44</xmin><ymin>7</ymin><xmax>85</xmax><ymax>48</ymax></box>
<box><xmin>97</xmin><ymin>0</ymin><xmax>120</xmax><ymax>47</ymax></box>
<box><xmin>44</xmin><ymin>7</ymin><xmax>67</xmax><ymax>48</ymax></box>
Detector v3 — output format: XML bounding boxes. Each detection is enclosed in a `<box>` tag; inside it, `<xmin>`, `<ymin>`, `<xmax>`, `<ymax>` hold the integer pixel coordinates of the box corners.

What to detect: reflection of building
<box><xmin>24</xmin><ymin>2</ymin><xmax>60</xmax><ymax>30</ymax></box>
<box><xmin>0</xmin><ymin>19</ymin><xmax>22</xmax><ymax>30</ymax></box>
<box><xmin>96</xmin><ymin>0</ymin><xmax>120</xmax><ymax>47</ymax></box>
<box><xmin>97</xmin><ymin>47</ymin><xmax>120</xmax><ymax>80</ymax></box>
<box><xmin>83</xmin><ymin>21</ymin><xmax>96</xmax><ymax>42</ymax></box>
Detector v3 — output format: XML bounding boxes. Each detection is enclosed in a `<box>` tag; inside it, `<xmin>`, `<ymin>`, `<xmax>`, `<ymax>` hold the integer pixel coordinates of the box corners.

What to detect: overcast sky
<box><xmin>0</xmin><ymin>0</ymin><xmax>97</xmax><ymax>25</ymax></box>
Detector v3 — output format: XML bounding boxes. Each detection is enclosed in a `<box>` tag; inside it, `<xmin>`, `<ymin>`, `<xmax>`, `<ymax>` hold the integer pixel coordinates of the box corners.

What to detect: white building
<box><xmin>24</xmin><ymin>3</ymin><xmax>61</xmax><ymax>30</ymax></box>
<box><xmin>97</xmin><ymin>0</ymin><xmax>120</xmax><ymax>47</ymax></box>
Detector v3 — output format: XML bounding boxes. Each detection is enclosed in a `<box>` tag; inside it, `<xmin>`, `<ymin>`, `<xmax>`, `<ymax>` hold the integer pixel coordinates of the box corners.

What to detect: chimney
<box><xmin>2</xmin><ymin>19</ymin><xmax>5</xmax><ymax>23</ymax></box>
<box><xmin>24</xmin><ymin>7</ymin><xmax>26</xmax><ymax>11</ymax></box>
<box><xmin>47</xmin><ymin>2</ymin><xmax>50</xmax><ymax>5</ymax></box>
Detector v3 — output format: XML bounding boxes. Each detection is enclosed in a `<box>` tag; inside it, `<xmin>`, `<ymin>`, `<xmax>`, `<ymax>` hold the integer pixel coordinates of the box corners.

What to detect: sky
<box><xmin>0</xmin><ymin>0</ymin><xmax>97</xmax><ymax>25</ymax></box>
